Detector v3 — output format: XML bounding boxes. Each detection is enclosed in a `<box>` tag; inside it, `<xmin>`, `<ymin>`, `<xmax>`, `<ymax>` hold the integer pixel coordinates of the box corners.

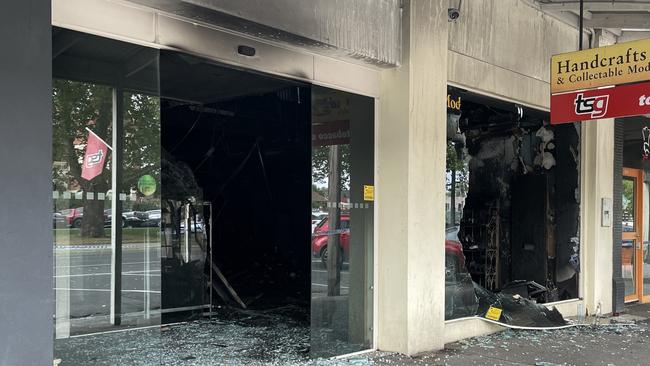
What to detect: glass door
<box><xmin>310</xmin><ymin>86</ymin><xmax>375</xmax><ymax>358</ymax></box>
<box><xmin>53</xmin><ymin>28</ymin><xmax>162</xmax><ymax>364</ymax></box>
<box><xmin>622</xmin><ymin>168</ymin><xmax>643</xmax><ymax>302</ymax></box>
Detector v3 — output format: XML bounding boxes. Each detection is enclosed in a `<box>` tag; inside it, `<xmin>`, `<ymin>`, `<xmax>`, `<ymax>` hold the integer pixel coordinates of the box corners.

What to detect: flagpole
<box><xmin>85</xmin><ymin>127</ymin><xmax>113</xmax><ymax>151</ymax></box>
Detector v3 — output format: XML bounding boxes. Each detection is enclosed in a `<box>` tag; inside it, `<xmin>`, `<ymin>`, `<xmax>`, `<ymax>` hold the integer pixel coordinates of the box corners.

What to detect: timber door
<box><xmin>622</xmin><ymin>168</ymin><xmax>643</xmax><ymax>302</ymax></box>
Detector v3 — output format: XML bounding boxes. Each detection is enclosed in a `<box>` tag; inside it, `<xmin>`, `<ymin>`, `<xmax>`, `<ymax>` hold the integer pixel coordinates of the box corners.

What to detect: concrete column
<box><xmin>580</xmin><ymin>30</ymin><xmax>616</xmax><ymax>316</ymax></box>
<box><xmin>376</xmin><ymin>0</ymin><xmax>448</xmax><ymax>355</ymax></box>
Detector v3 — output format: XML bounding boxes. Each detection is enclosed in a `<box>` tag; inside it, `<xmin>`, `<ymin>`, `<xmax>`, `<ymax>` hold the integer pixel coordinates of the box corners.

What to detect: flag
<box><xmin>81</xmin><ymin>129</ymin><xmax>110</xmax><ymax>181</ymax></box>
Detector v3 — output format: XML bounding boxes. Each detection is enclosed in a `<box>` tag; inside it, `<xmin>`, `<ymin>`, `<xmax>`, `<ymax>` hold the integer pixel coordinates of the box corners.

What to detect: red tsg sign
<box><xmin>551</xmin><ymin>81</ymin><xmax>650</xmax><ymax>124</ymax></box>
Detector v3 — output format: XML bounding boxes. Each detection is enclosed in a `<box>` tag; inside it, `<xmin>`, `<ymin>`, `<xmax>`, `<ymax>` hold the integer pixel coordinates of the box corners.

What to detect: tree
<box><xmin>446</xmin><ymin>141</ymin><xmax>469</xmax><ymax>225</ymax></box>
<box><xmin>311</xmin><ymin>145</ymin><xmax>350</xmax><ymax>188</ymax></box>
<box><xmin>53</xmin><ymin>80</ymin><xmax>161</xmax><ymax>237</ymax></box>
<box><xmin>53</xmin><ymin>79</ymin><xmax>112</xmax><ymax>237</ymax></box>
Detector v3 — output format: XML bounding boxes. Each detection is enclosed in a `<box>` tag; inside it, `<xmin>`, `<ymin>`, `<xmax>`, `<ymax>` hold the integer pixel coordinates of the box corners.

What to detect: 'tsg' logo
<box><xmin>574</xmin><ymin>93</ymin><xmax>609</xmax><ymax>119</ymax></box>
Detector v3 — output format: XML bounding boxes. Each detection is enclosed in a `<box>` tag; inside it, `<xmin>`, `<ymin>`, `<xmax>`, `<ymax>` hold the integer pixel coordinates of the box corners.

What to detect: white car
<box><xmin>311</xmin><ymin>212</ymin><xmax>328</xmax><ymax>233</ymax></box>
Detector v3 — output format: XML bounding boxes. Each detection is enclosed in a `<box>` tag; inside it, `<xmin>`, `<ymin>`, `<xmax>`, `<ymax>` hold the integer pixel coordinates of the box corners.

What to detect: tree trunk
<box><xmin>450</xmin><ymin>169</ymin><xmax>456</xmax><ymax>226</ymax></box>
<box><xmin>80</xmin><ymin>96</ymin><xmax>112</xmax><ymax>238</ymax></box>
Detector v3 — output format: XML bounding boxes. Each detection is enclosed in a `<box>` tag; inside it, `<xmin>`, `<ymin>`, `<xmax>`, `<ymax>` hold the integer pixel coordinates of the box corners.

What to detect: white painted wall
<box><xmin>376</xmin><ymin>0</ymin><xmax>448</xmax><ymax>355</ymax></box>
<box><xmin>448</xmin><ymin>0</ymin><xmax>581</xmax><ymax>109</ymax></box>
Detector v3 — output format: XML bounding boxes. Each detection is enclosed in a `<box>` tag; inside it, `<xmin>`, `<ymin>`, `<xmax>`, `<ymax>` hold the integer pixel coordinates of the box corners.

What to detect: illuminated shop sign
<box><xmin>551</xmin><ymin>38</ymin><xmax>650</xmax><ymax>94</ymax></box>
<box><xmin>550</xmin><ymin>81</ymin><xmax>650</xmax><ymax>124</ymax></box>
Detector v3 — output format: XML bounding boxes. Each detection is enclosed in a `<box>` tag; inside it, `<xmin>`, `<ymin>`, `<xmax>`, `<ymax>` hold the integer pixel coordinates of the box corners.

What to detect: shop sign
<box><xmin>485</xmin><ymin>306</ymin><xmax>503</xmax><ymax>321</ymax></box>
<box><xmin>447</xmin><ymin>93</ymin><xmax>462</xmax><ymax>111</ymax></box>
<box><xmin>137</xmin><ymin>175</ymin><xmax>157</xmax><ymax>196</ymax></box>
<box><xmin>363</xmin><ymin>185</ymin><xmax>374</xmax><ymax>201</ymax></box>
<box><xmin>550</xmin><ymin>81</ymin><xmax>650</xmax><ymax>124</ymax></box>
<box><xmin>81</xmin><ymin>128</ymin><xmax>111</xmax><ymax>181</ymax></box>
<box><xmin>312</xmin><ymin>120</ymin><xmax>350</xmax><ymax>146</ymax></box>
<box><xmin>551</xmin><ymin>38</ymin><xmax>650</xmax><ymax>94</ymax></box>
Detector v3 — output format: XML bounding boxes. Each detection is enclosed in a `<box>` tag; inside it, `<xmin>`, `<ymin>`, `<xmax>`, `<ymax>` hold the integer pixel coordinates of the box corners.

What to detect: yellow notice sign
<box><xmin>363</xmin><ymin>185</ymin><xmax>374</xmax><ymax>201</ymax></box>
<box><xmin>485</xmin><ymin>306</ymin><xmax>503</xmax><ymax>321</ymax></box>
<box><xmin>551</xmin><ymin>37</ymin><xmax>650</xmax><ymax>94</ymax></box>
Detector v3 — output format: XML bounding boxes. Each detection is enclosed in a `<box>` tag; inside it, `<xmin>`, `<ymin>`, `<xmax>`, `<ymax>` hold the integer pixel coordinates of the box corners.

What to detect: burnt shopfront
<box><xmin>445</xmin><ymin>87</ymin><xmax>581</xmax><ymax>322</ymax></box>
<box><xmin>51</xmin><ymin>22</ymin><xmax>376</xmax><ymax>364</ymax></box>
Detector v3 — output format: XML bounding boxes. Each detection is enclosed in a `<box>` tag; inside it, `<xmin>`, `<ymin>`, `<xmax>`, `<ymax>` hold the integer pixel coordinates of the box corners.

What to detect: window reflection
<box><xmin>310</xmin><ymin>87</ymin><xmax>374</xmax><ymax>358</ymax></box>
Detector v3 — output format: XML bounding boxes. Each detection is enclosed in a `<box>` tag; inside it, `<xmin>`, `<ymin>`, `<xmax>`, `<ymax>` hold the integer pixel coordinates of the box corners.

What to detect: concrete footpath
<box><xmin>363</xmin><ymin>303</ymin><xmax>650</xmax><ymax>366</ymax></box>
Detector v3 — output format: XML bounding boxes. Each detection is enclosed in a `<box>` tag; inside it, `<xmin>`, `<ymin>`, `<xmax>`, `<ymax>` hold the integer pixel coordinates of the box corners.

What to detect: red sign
<box><xmin>81</xmin><ymin>129</ymin><xmax>110</xmax><ymax>181</ymax></box>
<box><xmin>551</xmin><ymin>81</ymin><xmax>650</xmax><ymax>124</ymax></box>
<box><xmin>312</xmin><ymin>120</ymin><xmax>350</xmax><ymax>147</ymax></box>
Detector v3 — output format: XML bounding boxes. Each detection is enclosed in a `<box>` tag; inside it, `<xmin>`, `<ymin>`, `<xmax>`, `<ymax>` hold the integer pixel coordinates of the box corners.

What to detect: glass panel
<box><xmin>623</xmin><ymin>177</ymin><xmax>636</xmax><ymax>232</ymax></box>
<box><xmin>311</xmin><ymin>86</ymin><xmax>374</xmax><ymax>358</ymax></box>
<box><xmin>623</xmin><ymin>239</ymin><xmax>637</xmax><ymax>297</ymax></box>
<box><xmin>120</xmin><ymin>91</ymin><xmax>161</xmax><ymax>326</ymax></box>
<box><xmin>53</xmin><ymin>80</ymin><xmax>114</xmax><ymax>336</ymax></box>
<box><xmin>53</xmin><ymin>28</ymin><xmax>161</xmax><ymax>364</ymax></box>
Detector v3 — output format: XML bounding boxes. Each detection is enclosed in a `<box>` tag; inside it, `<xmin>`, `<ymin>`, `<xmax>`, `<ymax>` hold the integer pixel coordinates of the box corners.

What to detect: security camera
<box><xmin>448</xmin><ymin>8</ymin><xmax>460</xmax><ymax>21</ymax></box>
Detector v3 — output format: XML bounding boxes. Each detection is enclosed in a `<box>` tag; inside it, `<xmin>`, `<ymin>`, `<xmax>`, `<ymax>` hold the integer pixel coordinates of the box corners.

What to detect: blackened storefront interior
<box><xmin>445</xmin><ymin>87</ymin><xmax>581</xmax><ymax>322</ymax></box>
<box><xmin>52</xmin><ymin>28</ymin><xmax>375</xmax><ymax>364</ymax></box>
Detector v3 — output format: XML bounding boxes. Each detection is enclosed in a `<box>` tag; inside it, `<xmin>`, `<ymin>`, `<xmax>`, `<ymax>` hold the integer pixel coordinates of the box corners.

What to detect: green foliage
<box><xmin>446</xmin><ymin>140</ymin><xmax>469</xmax><ymax>194</ymax></box>
<box><xmin>52</xmin><ymin>79</ymin><xmax>161</xmax><ymax>236</ymax></box>
<box><xmin>311</xmin><ymin>145</ymin><xmax>350</xmax><ymax>188</ymax></box>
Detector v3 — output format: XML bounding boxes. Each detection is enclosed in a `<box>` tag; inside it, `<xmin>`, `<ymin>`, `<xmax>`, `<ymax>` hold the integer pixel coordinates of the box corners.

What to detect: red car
<box><xmin>311</xmin><ymin>215</ymin><xmax>350</xmax><ymax>265</ymax></box>
<box><xmin>60</xmin><ymin>207</ymin><xmax>84</xmax><ymax>228</ymax></box>
<box><xmin>312</xmin><ymin>215</ymin><xmax>466</xmax><ymax>273</ymax></box>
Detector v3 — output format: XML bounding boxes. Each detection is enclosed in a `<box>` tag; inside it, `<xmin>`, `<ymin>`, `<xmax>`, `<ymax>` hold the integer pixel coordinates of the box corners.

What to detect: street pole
<box><xmin>579</xmin><ymin>0</ymin><xmax>584</xmax><ymax>50</ymax></box>
<box><xmin>110</xmin><ymin>87</ymin><xmax>124</xmax><ymax>326</ymax></box>
<box><xmin>327</xmin><ymin>144</ymin><xmax>342</xmax><ymax>296</ymax></box>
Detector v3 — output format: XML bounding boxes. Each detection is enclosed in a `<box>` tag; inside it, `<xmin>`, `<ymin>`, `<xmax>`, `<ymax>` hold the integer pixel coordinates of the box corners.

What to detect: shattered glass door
<box><xmin>311</xmin><ymin>86</ymin><xmax>374</xmax><ymax>358</ymax></box>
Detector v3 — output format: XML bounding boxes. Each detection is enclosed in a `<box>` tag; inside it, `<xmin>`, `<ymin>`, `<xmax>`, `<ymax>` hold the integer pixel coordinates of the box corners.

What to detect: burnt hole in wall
<box><xmin>445</xmin><ymin>87</ymin><xmax>580</xmax><ymax>321</ymax></box>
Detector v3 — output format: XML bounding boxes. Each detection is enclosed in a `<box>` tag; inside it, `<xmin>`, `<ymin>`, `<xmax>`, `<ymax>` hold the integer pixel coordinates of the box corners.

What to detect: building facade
<box><xmin>0</xmin><ymin>0</ymin><xmax>639</xmax><ymax>364</ymax></box>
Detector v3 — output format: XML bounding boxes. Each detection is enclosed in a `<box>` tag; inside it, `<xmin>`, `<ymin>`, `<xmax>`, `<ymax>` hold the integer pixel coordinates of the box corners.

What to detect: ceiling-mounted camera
<box><xmin>448</xmin><ymin>8</ymin><xmax>460</xmax><ymax>22</ymax></box>
<box><xmin>448</xmin><ymin>0</ymin><xmax>461</xmax><ymax>22</ymax></box>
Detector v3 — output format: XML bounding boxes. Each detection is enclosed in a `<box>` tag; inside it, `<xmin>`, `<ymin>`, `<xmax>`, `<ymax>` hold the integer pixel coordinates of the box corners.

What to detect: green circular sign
<box><xmin>137</xmin><ymin>175</ymin><xmax>157</xmax><ymax>196</ymax></box>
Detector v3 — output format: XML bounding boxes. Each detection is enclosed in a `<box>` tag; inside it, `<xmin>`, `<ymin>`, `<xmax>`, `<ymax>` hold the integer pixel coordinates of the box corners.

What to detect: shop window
<box><xmin>444</xmin><ymin>87</ymin><xmax>580</xmax><ymax>322</ymax></box>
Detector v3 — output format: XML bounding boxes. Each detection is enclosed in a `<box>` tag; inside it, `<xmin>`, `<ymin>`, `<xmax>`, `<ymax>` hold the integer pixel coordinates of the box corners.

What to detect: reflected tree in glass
<box><xmin>53</xmin><ymin>80</ymin><xmax>112</xmax><ymax>237</ymax></box>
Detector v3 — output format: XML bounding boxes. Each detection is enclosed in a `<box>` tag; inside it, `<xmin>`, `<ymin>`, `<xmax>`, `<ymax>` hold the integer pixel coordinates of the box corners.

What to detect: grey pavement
<box><xmin>366</xmin><ymin>303</ymin><xmax>650</xmax><ymax>366</ymax></box>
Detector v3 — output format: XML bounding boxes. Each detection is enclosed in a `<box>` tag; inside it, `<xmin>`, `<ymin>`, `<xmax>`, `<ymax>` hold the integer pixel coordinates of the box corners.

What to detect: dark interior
<box><xmin>448</xmin><ymin>86</ymin><xmax>580</xmax><ymax>304</ymax></box>
<box><xmin>159</xmin><ymin>51</ymin><xmax>312</xmax><ymax>318</ymax></box>
<box><xmin>622</xmin><ymin>116</ymin><xmax>650</xmax><ymax>169</ymax></box>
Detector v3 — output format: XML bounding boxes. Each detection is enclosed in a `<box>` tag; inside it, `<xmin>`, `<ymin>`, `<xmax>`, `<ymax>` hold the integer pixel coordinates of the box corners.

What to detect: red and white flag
<box><xmin>81</xmin><ymin>129</ymin><xmax>111</xmax><ymax>181</ymax></box>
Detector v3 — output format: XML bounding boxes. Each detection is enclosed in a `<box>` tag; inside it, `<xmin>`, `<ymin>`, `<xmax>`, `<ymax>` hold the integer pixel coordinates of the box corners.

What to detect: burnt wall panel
<box><xmin>127</xmin><ymin>0</ymin><xmax>401</xmax><ymax>66</ymax></box>
<box><xmin>511</xmin><ymin>175</ymin><xmax>548</xmax><ymax>285</ymax></box>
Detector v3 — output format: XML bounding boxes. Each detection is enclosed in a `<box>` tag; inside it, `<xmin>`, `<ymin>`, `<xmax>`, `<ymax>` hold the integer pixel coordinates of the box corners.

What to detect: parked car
<box><xmin>311</xmin><ymin>211</ymin><xmax>328</xmax><ymax>233</ymax></box>
<box><xmin>104</xmin><ymin>209</ymin><xmax>146</xmax><ymax>228</ymax></box>
<box><xmin>143</xmin><ymin>209</ymin><xmax>162</xmax><ymax>227</ymax></box>
<box><xmin>312</xmin><ymin>215</ymin><xmax>467</xmax><ymax>276</ymax></box>
<box><xmin>60</xmin><ymin>207</ymin><xmax>84</xmax><ymax>228</ymax></box>
<box><xmin>180</xmin><ymin>220</ymin><xmax>205</xmax><ymax>233</ymax></box>
<box><xmin>53</xmin><ymin>212</ymin><xmax>66</xmax><ymax>228</ymax></box>
<box><xmin>311</xmin><ymin>214</ymin><xmax>350</xmax><ymax>266</ymax></box>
